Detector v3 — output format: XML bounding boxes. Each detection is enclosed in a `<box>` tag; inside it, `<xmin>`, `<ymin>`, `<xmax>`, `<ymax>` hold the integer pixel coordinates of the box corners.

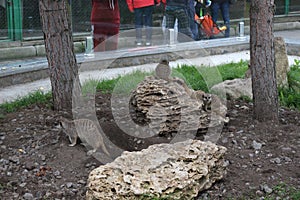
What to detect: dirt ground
<box><xmin>0</xmin><ymin>91</ymin><xmax>299</xmax><ymax>199</ymax></box>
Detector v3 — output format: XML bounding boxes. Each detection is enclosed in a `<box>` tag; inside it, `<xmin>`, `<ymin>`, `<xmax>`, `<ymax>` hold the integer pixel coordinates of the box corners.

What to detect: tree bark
<box><xmin>250</xmin><ymin>0</ymin><xmax>279</xmax><ymax>122</ymax></box>
<box><xmin>39</xmin><ymin>0</ymin><xmax>81</xmax><ymax>113</ymax></box>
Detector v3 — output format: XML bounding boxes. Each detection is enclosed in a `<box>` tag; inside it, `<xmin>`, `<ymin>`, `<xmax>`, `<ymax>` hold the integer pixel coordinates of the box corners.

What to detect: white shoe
<box><xmin>136</xmin><ymin>42</ymin><xmax>142</xmax><ymax>46</ymax></box>
<box><xmin>145</xmin><ymin>42</ymin><xmax>151</xmax><ymax>46</ymax></box>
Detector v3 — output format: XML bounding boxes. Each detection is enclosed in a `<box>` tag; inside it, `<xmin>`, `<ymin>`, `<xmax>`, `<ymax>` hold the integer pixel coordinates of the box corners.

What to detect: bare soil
<box><xmin>0</xmin><ymin>91</ymin><xmax>299</xmax><ymax>199</ymax></box>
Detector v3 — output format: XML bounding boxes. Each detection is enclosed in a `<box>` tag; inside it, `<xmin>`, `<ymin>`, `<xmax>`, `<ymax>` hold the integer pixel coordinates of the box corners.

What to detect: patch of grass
<box><xmin>82</xmin><ymin>78</ymin><xmax>100</xmax><ymax>95</ymax></box>
<box><xmin>173</xmin><ymin>64</ymin><xmax>209</xmax><ymax>92</ymax></box>
<box><xmin>217</xmin><ymin>60</ymin><xmax>249</xmax><ymax>80</ymax></box>
<box><xmin>263</xmin><ymin>182</ymin><xmax>300</xmax><ymax>200</ymax></box>
<box><xmin>110</xmin><ymin>70</ymin><xmax>151</xmax><ymax>94</ymax></box>
<box><xmin>0</xmin><ymin>90</ymin><xmax>52</xmax><ymax>113</ymax></box>
<box><xmin>95</xmin><ymin>71</ymin><xmax>151</xmax><ymax>94</ymax></box>
<box><xmin>96</xmin><ymin>77</ymin><xmax>120</xmax><ymax>93</ymax></box>
<box><xmin>173</xmin><ymin>60</ymin><xmax>248</xmax><ymax>92</ymax></box>
<box><xmin>279</xmin><ymin>59</ymin><xmax>300</xmax><ymax>110</ymax></box>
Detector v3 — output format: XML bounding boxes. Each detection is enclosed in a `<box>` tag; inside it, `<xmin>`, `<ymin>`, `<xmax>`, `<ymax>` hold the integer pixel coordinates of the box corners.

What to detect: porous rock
<box><xmin>86</xmin><ymin>139</ymin><xmax>227</xmax><ymax>200</ymax></box>
<box><xmin>129</xmin><ymin>76</ymin><xmax>228</xmax><ymax>137</ymax></box>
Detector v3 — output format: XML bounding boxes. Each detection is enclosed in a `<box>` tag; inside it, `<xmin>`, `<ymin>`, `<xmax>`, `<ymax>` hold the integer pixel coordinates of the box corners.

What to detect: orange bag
<box><xmin>195</xmin><ymin>14</ymin><xmax>226</xmax><ymax>37</ymax></box>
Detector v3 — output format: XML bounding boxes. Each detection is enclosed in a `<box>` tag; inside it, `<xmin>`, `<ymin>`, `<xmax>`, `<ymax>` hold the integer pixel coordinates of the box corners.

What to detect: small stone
<box><xmin>78</xmin><ymin>180</ymin><xmax>86</xmax><ymax>185</ymax></box>
<box><xmin>23</xmin><ymin>193</ymin><xmax>34</xmax><ymax>200</ymax></box>
<box><xmin>270</xmin><ymin>157</ymin><xmax>281</xmax><ymax>164</ymax></box>
<box><xmin>231</xmin><ymin>139</ymin><xmax>237</xmax><ymax>145</ymax></box>
<box><xmin>85</xmin><ymin>163</ymin><xmax>92</xmax><ymax>168</ymax></box>
<box><xmin>25</xmin><ymin>162</ymin><xmax>35</xmax><ymax>171</ymax></box>
<box><xmin>136</xmin><ymin>140</ymin><xmax>142</xmax><ymax>144</ymax></box>
<box><xmin>54</xmin><ymin>170</ymin><xmax>61</xmax><ymax>177</ymax></box>
<box><xmin>227</xmin><ymin>126</ymin><xmax>236</xmax><ymax>132</ymax></box>
<box><xmin>8</xmin><ymin>155</ymin><xmax>19</xmax><ymax>164</ymax></box>
<box><xmin>283</xmin><ymin>156</ymin><xmax>292</xmax><ymax>163</ymax></box>
<box><xmin>255</xmin><ymin>190</ymin><xmax>264</xmax><ymax>196</ymax></box>
<box><xmin>240</xmin><ymin>105</ymin><xmax>249</xmax><ymax>110</ymax></box>
<box><xmin>39</xmin><ymin>154</ymin><xmax>46</xmax><ymax>161</ymax></box>
<box><xmin>19</xmin><ymin>182</ymin><xmax>27</xmax><ymax>187</ymax></box>
<box><xmin>66</xmin><ymin>182</ymin><xmax>73</xmax><ymax>188</ymax></box>
<box><xmin>221</xmin><ymin>137</ymin><xmax>228</xmax><ymax>144</ymax></box>
<box><xmin>252</xmin><ymin>140</ymin><xmax>262</xmax><ymax>150</ymax></box>
<box><xmin>0</xmin><ymin>158</ymin><xmax>9</xmax><ymax>165</ymax></box>
<box><xmin>281</xmin><ymin>147</ymin><xmax>292</xmax><ymax>151</ymax></box>
<box><xmin>260</xmin><ymin>184</ymin><xmax>273</xmax><ymax>194</ymax></box>
<box><xmin>223</xmin><ymin>160</ymin><xmax>230</xmax><ymax>167</ymax></box>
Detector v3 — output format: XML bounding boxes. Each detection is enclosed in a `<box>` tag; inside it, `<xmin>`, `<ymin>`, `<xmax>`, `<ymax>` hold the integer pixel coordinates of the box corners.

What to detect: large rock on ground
<box><xmin>130</xmin><ymin>76</ymin><xmax>228</xmax><ymax>137</ymax></box>
<box><xmin>86</xmin><ymin>140</ymin><xmax>227</xmax><ymax>200</ymax></box>
<box><xmin>211</xmin><ymin>37</ymin><xmax>290</xmax><ymax>99</ymax></box>
<box><xmin>211</xmin><ymin>78</ymin><xmax>252</xmax><ymax>99</ymax></box>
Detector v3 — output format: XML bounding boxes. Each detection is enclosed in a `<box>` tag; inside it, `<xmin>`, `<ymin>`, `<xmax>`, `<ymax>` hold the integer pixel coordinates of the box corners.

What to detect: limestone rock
<box><xmin>129</xmin><ymin>75</ymin><xmax>228</xmax><ymax>137</ymax></box>
<box><xmin>211</xmin><ymin>78</ymin><xmax>253</xmax><ymax>99</ymax></box>
<box><xmin>86</xmin><ymin>139</ymin><xmax>227</xmax><ymax>200</ymax></box>
<box><xmin>274</xmin><ymin>37</ymin><xmax>289</xmax><ymax>88</ymax></box>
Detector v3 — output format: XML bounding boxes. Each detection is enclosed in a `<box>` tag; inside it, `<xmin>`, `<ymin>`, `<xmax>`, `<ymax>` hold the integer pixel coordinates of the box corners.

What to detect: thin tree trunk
<box><xmin>250</xmin><ymin>0</ymin><xmax>278</xmax><ymax>122</ymax></box>
<box><xmin>39</xmin><ymin>0</ymin><xmax>81</xmax><ymax>113</ymax></box>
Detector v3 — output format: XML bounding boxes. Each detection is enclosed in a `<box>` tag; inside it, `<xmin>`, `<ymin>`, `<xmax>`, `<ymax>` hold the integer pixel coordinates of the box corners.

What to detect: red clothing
<box><xmin>126</xmin><ymin>0</ymin><xmax>160</xmax><ymax>12</ymax></box>
<box><xmin>91</xmin><ymin>0</ymin><xmax>120</xmax><ymax>51</ymax></box>
<box><xmin>91</xmin><ymin>0</ymin><xmax>120</xmax><ymax>25</ymax></box>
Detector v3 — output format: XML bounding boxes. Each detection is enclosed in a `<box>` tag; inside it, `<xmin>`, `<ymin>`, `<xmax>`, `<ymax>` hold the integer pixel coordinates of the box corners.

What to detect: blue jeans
<box><xmin>188</xmin><ymin>0</ymin><xmax>199</xmax><ymax>40</ymax></box>
<box><xmin>211</xmin><ymin>1</ymin><xmax>230</xmax><ymax>37</ymax></box>
<box><xmin>134</xmin><ymin>6</ymin><xmax>154</xmax><ymax>43</ymax></box>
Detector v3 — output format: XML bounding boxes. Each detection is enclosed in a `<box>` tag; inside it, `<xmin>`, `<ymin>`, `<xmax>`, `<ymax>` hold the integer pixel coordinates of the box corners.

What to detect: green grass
<box><xmin>1</xmin><ymin>59</ymin><xmax>300</xmax><ymax>115</ymax></box>
<box><xmin>0</xmin><ymin>90</ymin><xmax>52</xmax><ymax>113</ymax></box>
<box><xmin>263</xmin><ymin>182</ymin><xmax>300</xmax><ymax>200</ymax></box>
<box><xmin>109</xmin><ymin>70</ymin><xmax>151</xmax><ymax>94</ymax></box>
<box><xmin>278</xmin><ymin>59</ymin><xmax>300</xmax><ymax>110</ymax></box>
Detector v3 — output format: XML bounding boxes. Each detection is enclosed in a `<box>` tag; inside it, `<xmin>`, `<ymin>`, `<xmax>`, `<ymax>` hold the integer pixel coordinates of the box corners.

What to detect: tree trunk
<box><xmin>39</xmin><ymin>0</ymin><xmax>81</xmax><ymax>113</ymax></box>
<box><xmin>249</xmin><ymin>0</ymin><xmax>279</xmax><ymax>122</ymax></box>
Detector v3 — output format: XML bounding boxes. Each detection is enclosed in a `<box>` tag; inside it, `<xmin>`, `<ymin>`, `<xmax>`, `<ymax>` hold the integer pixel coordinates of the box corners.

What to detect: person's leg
<box><xmin>143</xmin><ymin>6</ymin><xmax>154</xmax><ymax>45</ymax></box>
<box><xmin>104</xmin><ymin>23</ymin><xmax>120</xmax><ymax>51</ymax></box>
<box><xmin>165</xmin><ymin>9</ymin><xmax>176</xmax><ymax>29</ymax></box>
<box><xmin>92</xmin><ymin>24</ymin><xmax>107</xmax><ymax>52</ymax></box>
<box><xmin>134</xmin><ymin>8</ymin><xmax>143</xmax><ymax>44</ymax></box>
<box><xmin>187</xmin><ymin>0</ymin><xmax>198</xmax><ymax>40</ymax></box>
<box><xmin>164</xmin><ymin>9</ymin><xmax>176</xmax><ymax>44</ymax></box>
<box><xmin>220</xmin><ymin>1</ymin><xmax>230</xmax><ymax>37</ymax></box>
<box><xmin>211</xmin><ymin>2</ymin><xmax>220</xmax><ymax>24</ymax></box>
<box><xmin>176</xmin><ymin>8</ymin><xmax>194</xmax><ymax>41</ymax></box>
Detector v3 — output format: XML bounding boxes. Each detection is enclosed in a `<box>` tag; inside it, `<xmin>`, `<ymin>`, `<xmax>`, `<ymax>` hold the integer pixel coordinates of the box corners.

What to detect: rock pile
<box><xmin>86</xmin><ymin>139</ymin><xmax>227</xmax><ymax>200</ymax></box>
